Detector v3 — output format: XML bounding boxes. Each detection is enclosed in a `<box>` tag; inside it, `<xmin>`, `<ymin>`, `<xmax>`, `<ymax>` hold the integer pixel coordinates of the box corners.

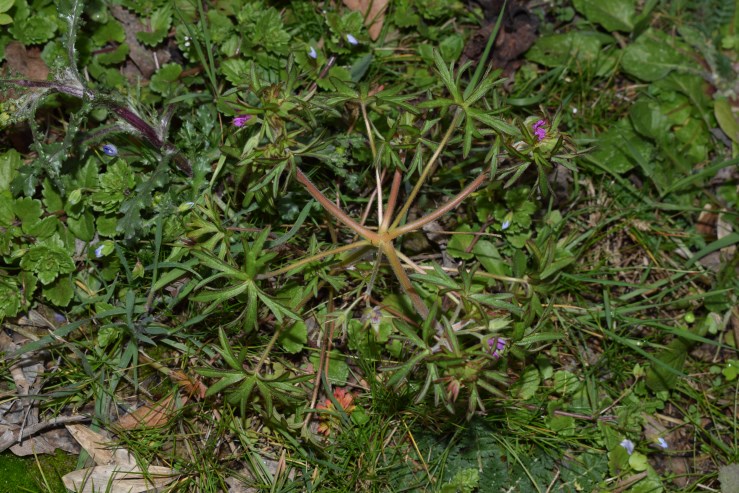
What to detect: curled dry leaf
<box><xmin>342</xmin><ymin>0</ymin><xmax>387</xmax><ymax>40</ymax></box>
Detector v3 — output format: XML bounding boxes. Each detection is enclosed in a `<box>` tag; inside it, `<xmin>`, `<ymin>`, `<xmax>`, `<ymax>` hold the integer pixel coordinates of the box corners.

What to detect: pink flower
<box><xmin>488</xmin><ymin>337</ymin><xmax>507</xmax><ymax>358</ymax></box>
<box><xmin>233</xmin><ymin>114</ymin><xmax>252</xmax><ymax>127</ymax></box>
<box><xmin>532</xmin><ymin>119</ymin><xmax>547</xmax><ymax>141</ymax></box>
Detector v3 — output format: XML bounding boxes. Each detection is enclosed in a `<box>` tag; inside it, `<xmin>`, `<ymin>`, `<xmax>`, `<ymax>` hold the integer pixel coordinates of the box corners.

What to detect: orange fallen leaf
<box><xmin>114</xmin><ymin>394</ymin><xmax>187</xmax><ymax>430</ymax></box>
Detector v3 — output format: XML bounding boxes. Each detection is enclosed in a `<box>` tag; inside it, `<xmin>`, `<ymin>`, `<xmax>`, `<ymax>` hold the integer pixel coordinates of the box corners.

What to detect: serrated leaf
<box><xmin>309</xmin><ymin>350</ymin><xmax>349</xmax><ymax>385</ymax></box>
<box><xmin>645</xmin><ymin>339</ymin><xmax>689</xmax><ymax>391</ymax></box>
<box><xmin>446</xmin><ymin>225</ymin><xmax>475</xmax><ymax>260</ymax></box>
<box><xmin>278</xmin><ymin>321</ymin><xmax>307</xmax><ymax>354</ymax></box>
<box><xmin>42</xmin><ymin>276</ymin><xmax>75</xmax><ymax>307</ymax></box>
<box><xmin>0</xmin><ymin>278</ymin><xmax>22</xmax><ymax>320</ymax></box>
<box><xmin>149</xmin><ymin>63</ymin><xmax>183</xmax><ymax>94</ymax></box>
<box><xmin>514</xmin><ymin>367</ymin><xmax>540</xmax><ymax>399</ymax></box>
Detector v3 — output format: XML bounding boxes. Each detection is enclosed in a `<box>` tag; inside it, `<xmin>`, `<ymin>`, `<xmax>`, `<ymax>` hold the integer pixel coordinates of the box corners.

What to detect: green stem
<box><xmin>361</xmin><ymin>101</ymin><xmax>377</xmax><ymax>161</ymax></box>
<box><xmin>388</xmin><ymin>170</ymin><xmax>488</xmax><ymax>241</ymax></box>
<box><xmin>390</xmin><ymin>108</ymin><xmax>464</xmax><ymax>230</ymax></box>
<box><xmin>380</xmin><ymin>243</ymin><xmax>430</xmax><ymax>320</ymax></box>
<box><xmin>257</xmin><ymin>240</ymin><xmax>370</xmax><ymax>279</ymax></box>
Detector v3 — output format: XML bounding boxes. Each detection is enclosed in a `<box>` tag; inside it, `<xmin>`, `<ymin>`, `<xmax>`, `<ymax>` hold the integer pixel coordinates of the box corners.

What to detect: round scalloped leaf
<box><xmin>278</xmin><ymin>320</ymin><xmax>307</xmax><ymax>354</ymax></box>
<box><xmin>20</xmin><ymin>244</ymin><xmax>76</xmax><ymax>285</ymax></box>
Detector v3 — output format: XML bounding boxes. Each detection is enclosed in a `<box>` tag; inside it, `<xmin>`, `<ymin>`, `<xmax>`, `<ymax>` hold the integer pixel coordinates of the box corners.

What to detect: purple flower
<box><xmin>102</xmin><ymin>144</ymin><xmax>118</xmax><ymax>156</ymax></box>
<box><xmin>346</xmin><ymin>34</ymin><xmax>358</xmax><ymax>45</ymax></box>
<box><xmin>94</xmin><ymin>245</ymin><xmax>105</xmax><ymax>258</ymax></box>
<box><xmin>620</xmin><ymin>439</ymin><xmax>635</xmax><ymax>455</ymax></box>
<box><xmin>656</xmin><ymin>437</ymin><xmax>668</xmax><ymax>449</ymax></box>
<box><xmin>233</xmin><ymin>114</ymin><xmax>252</xmax><ymax>127</ymax></box>
<box><xmin>308</xmin><ymin>46</ymin><xmax>317</xmax><ymax>59</ymax></box>
<box><xmin>361</xmin><ymin>306</ymin><xmax>383</xmax><ymax>327</ymax></box>
<box><xmin>532</xmin><ymin>119</ymin><xmax>547</xmax><ymax>141</ymax></box>
<box><xmin>488</xmin><ymin>337</ymin><xmax>507</xmax><ymax>358</ymax></box>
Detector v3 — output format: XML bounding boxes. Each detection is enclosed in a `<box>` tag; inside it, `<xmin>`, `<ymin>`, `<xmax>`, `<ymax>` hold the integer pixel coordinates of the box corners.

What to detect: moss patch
<box><xmin>0</xmin><ymin>450</ymin><xmax>77</xmax><ymax>493</ymax></box>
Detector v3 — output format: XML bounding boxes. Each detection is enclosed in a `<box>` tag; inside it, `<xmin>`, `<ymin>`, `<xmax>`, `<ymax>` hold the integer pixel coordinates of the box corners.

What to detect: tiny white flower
<box><xmin>346</xmin><ymin>34</ymin><xmax>358</xmax><ymax>45</ymax></box>
<box><xmin>620</xmin><ymin>439</ymin><xmax>635</xmax><ymax>455</ymax></box>
<box><xmin>656</xmin><ymin>437</ymin><xmax>668</xmax><ymax>449</ymax></box>
<box><xmin>308</xmin><ymin>46</ymin><xmax>317</xmax><ymax>59</ymax></box>
<box><xmin>95</xmin><ymin>245</ymin><xmax>105</xmax><ymax>258</ymax></box>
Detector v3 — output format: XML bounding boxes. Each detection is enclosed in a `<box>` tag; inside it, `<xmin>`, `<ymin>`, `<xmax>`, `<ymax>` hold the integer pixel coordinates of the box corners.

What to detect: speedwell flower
<box><xmin>102</xmin><ymin>144</ymin><xmax>118</xmax><ymax>156</ymax></box>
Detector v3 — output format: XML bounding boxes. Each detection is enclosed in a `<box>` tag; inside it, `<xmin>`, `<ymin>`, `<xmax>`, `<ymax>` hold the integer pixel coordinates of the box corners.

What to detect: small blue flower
<box><xmin>620</xmin><ymin>439</ymin><xmax>635</xmax><ymax>455</ymax></box>
<box><xmin>346</xmin><ymin>34</ymin><xmax>358</xmax><ymax>45</ymax></box>
<box><xmin>501</xmin><ymin>211</ymin><xmax>513</xmax><ymax>230</ymax></box>
<box><xmin>102</xmin><ymin>144</ymin><xmax>118</xmax><ymax>156</ymax></box>
<box><xmin>656</xmin><ymin>437</ymin><xmax>668</xmax><ymax>449</ymax></box>
<box><xmin>94</xmin><ymin>245</ymin><xmax>105</xmax><ymax>258</ymax></box>
<box><xmin>308</xmin><ymin>46</ymin><xmax>317</xmax><ymax>59</ymax></box>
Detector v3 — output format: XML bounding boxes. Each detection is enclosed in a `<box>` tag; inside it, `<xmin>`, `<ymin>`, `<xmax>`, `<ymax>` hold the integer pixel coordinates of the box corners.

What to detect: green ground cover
<box><xmin>0</xmin><ymin>0</ymin><xmax>737</xmax><ymax>491</ymax></box>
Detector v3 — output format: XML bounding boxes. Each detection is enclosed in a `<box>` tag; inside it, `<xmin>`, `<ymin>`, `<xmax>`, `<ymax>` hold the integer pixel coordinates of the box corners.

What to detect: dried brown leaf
<box><xmin>66</xmin><ymin>424</ymin><xmax>116</xmax><ymax>465</ymax></box>
<box><xmin>62</xmin><ymin>464</ymin><xmax>178</xmax><ymax>493</ymax></box>
<box><xmin>342</xmin><ymin>0</ymin><xmax>387</xmax><ymax>40</ymax></box>
<box><xmin>113</xmin><ymin>394</ymin><xmax>187</xmax><ymax>430</ymax></box>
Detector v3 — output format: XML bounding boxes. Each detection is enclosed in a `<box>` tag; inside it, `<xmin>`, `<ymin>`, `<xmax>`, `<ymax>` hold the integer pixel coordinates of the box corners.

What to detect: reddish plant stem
<box><xmin>296</xmin><ymin>168</ymin><xmax>379</xmax><ymax>243</ymax></box>
<box><xmin>388</xmin><ymin>170</ymin><xmax>489</xmax><ymax>241</ymax></box>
